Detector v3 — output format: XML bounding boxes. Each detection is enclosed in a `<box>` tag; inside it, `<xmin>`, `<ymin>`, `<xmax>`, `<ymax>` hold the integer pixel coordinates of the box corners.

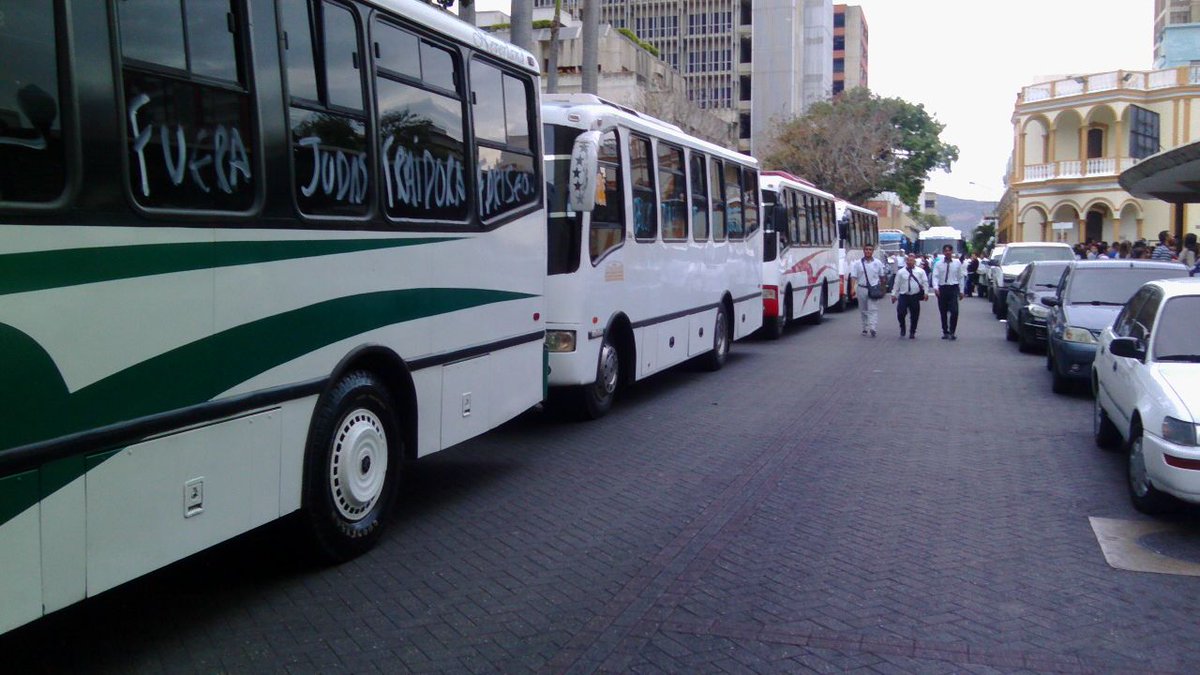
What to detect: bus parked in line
<box><xmin>835</xmin><ymin>200</ymin><xmax>882</xmax><ymax>307</ymax></box>
<box><xmin>917</xmin><ymin>225</ymin><xmax>966</xmax><ymax>257</ymax></box>
<box><xmin>1</xmin><ymin>0</ymin><xmax>547</xmax><ymax>635</ymax></box>
<box><xmin>759</xmin><ymin>171</ymin><xmax>840</xmax><ymax>337</ymax></box>
<box><xmin>542</xmin><ymin>94</ymin><xmax>764</xmax><ymax>418</ymax></box>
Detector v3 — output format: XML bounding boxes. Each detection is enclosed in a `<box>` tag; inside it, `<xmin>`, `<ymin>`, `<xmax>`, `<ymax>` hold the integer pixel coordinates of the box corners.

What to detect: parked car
<box><xmin>988</xmin><ymin>243</ymin><xmax>1074</xmax><ymax>318</ymax></box>
<box><xmin>1004</xmin><ymin>260</ymin><xmax>1070</xmax><ymax>352</ymax></box>
<box><xmin>979</xmin><ymin>245</ymin><xmax>1005</xmax><ymax>300</ymax></box>
<box><xmin>1045</xmin><ymin>260</ymin><xmax>1189</xmax><ymax>394</ymax></box>
<box><xmin>1093</xmin><ymin>278</ymin><xmax>1200</xmax><ymax>513</ymax></box>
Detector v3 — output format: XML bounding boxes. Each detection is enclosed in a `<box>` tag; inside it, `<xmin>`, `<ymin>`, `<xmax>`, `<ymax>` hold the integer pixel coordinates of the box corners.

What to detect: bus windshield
<box><xmin>544</xmin><ymin>124</ymin><xmax>582</xmax><ymax>275</ymax></box>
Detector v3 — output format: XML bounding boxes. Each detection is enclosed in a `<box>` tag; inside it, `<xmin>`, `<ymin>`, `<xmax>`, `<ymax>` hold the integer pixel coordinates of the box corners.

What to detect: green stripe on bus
<box><xmin>0</xmin><ymin>238</ymin><xmax>461</xmax><ymax>296</ymax></box>
<box><xmin>0</xmin><ymin>287</ymin><xmax>534</xmax><ymax>528</ymax></box>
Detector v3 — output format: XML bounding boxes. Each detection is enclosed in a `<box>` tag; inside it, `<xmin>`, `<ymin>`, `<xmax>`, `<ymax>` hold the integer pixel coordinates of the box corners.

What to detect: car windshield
<box><xmin>1068</xmin><ymin>268</ymin><xmax>1190</xmax><ymax>306</ymax></box>
<box><xmin>1029</xmin><ymin>263</ymin><xmax>1068</xmax><ymax>287</ymax></box>
<box><xmin>1003</xmin><ymin>247</ymin><xmax>1074</xmax><ymax>265</ymax></box>
<box><xmin>1154</xmin><ymin>296</ymin><xmax>1200</xmax><ymax>361</ymax></box>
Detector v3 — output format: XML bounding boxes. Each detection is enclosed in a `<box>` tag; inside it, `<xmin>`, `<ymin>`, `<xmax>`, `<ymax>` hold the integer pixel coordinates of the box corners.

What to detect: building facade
<box><xmin>833</xmin><ymin>4</ymin><xmax>868</xmax><ymax>95</ymax></box>
<box><xmin>1154</xmin><ymin>0</ymin><xmax>1200</xmax><ymax>67</ymax></box>
<box><xmin>996</xmin><ymin>66</ymin><xmax>1200</xmax><ymax>245</ymax></box>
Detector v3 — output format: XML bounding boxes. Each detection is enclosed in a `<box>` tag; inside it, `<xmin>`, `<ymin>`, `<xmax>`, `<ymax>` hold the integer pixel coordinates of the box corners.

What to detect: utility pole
<box><xmin>581</xmin><ymin>0</ymin><xmax>599</xmax><ymax>94</ymax></box>
<box><xmin>510</xmin><ymin>1</ymin><xmax>533</xmax><ymax>54</ymax></box>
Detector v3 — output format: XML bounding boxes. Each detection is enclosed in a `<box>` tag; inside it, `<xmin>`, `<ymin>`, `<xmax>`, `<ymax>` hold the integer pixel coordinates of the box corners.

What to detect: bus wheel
<box><xmin>763</xmin><ymin>315</ymin><xmax>784</xmax><ymax>340</ymax></box>
<box><xmin>805</xmin><ymin>285</ymin><xmax>826</xmax><ymax>325</ymax></box>
<box><xmin>831</xmin><ymin>288</ymin><xmax>846</xmax><ymax>313</ymax></box>
<box><xmin>702</xmin><ymin>304</ymin><xmax>729</xmax><ymax>371</ymax></box>
<box><xmin>302</xmin><ymin>370</ymin><xmax>401</xmax><ymax>563</ymax></box>
<box><xmin>581</xmin><ymin>334</ymin><xmax>619</xmax><ymax>419</ymax></box>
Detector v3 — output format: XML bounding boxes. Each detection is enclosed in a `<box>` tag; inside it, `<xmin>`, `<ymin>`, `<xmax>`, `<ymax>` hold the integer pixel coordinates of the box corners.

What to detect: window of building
<box><xmin>1129</xmin><ymin>105</ymin><xmax>1160</xmax><ymax>160</ymax></box>
<box><xmin>832</xmin><ymin>81</ymin><xmax>844</xmax><ymax>95</ymax></box>
<box><xmin>739</xmin><ymin>38</ymin><xmax>752</xmax><ymax>64</ymax></box>
<box><xmin>833</xmin><ymin>35</ymin><xmax>845</xmax><ymax>51</ymax></box>
<box><xmin>834</xmin><ymin>12</ymin><xmax>845</xmax><ymax>28</ymax></box>
<box><xmin>738</xmin><ymin>113</ymin><xmax>750</xmax><ymax>139</ymax></box>
<box><xmin>739</xmin><ymin>76</ymin><xmax>751</xmax><ymax>101</ymax></box>
<box><xmin>833</xmin><ymin>58</ymin><xmax>844</xmax><ymax>73</ymax></box>
<box><xmin>119</xmin><ymin>0</ymin><xmax>256</xmax><ymax>212</ymax></box>
<box><xmin>630</xmin><ymin>134</ymin><xmax>657</xmax><ymax>240</ymax></box>
<box><xmin>0</xmin><ymin>2</ymin><xmax>66</xmax><ymax>203</ymax></box>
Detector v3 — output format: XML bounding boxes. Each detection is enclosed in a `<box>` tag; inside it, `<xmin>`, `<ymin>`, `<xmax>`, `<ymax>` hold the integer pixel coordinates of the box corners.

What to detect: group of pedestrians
<box><xmin>850</xmin><ymin>243</ymin><xmax>966</xmax><ymax>340</ymax></box>
<box><xmin>1074</xmin><ymin>230</ymin><xmax>1199</xmax><ymax>273</ymax></box>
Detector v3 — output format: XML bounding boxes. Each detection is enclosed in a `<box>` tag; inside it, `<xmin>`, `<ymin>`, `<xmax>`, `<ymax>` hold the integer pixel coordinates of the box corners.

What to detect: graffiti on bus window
<box><xmin>295</xmin><ymin>136</ymin><xmax>369</xmax><ymax>205</ymax></box>
<box><xmin>632</xmin><ymin>193</ymin><xmax>657</xmax><ymax>239</ymax></box>
<box><xmin>128</xmin><ymin>93</ymin><xmax>251</xmax><ymax>198</ymax></box>
<box><xmin>478</xmin><ymin>165</ymin><xmax>535</xmax><ymax>218</ymax></box>
<box><xmin>382</xmin><ymin>135</ymin><xmax>466</xmax><ymax>211</ymax></box>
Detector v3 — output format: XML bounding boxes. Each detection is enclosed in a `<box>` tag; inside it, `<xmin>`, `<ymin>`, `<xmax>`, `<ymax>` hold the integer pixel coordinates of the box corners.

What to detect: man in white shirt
<box><xmin>850</xmin><ymin>243</ymin><xmax>887</xmax><ymax>337</ymax></box>
<box><xmin>890</xmin><ymin>254</ymin><xmax>929</xmax><ymax>339</ymax></box>
<box><xmin>929</xmin><ymin>244</ymin><xmax>965</xmax><ymax>340</ymax></box>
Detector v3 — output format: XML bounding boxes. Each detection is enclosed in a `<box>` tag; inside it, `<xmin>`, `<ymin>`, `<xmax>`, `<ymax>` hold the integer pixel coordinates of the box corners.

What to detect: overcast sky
<box><xmin>471</xmin><ymin>0</ymin><xmax>1153</xmax><ymax>201</ymax></box>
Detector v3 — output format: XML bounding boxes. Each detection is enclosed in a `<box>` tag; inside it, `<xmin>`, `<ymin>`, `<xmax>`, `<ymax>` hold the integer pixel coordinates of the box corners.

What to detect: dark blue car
<box><xmin>1045</xmin><ymin>259</ymin><xmax>1190</xmax><ymax>394</ymax></box>
<box><xmin>1004</xmin><ymin>260</ymin><xmax>1071</xmax><ymax>352</ymax></box>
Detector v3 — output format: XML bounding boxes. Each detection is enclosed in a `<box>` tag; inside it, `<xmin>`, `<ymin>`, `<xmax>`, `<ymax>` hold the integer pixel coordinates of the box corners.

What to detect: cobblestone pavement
<box><xmin>6</xmin><ymin>296</ymin><xmax>1200</xmax><ymax>673</ymax></box>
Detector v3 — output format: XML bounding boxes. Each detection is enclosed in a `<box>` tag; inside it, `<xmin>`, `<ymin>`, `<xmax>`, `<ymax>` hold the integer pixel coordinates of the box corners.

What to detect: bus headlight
<box><xmin>1062</xmin><ymin>326</ymin><xmax>1097</xmax><ymax>344</ymax></box>
<box><xmin>545</xmin><ymin>330</ymin><xmax>577</xmax><ymax>353</ymax></box>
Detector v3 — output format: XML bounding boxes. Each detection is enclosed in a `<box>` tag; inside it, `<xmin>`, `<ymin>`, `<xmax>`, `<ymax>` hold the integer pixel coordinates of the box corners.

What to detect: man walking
<box><xmin>930</xmin><ymin>244</ymin><xmax>965</xmax><ymax>340</ymax></box>
<box><xmin>891</xmin><ymin>254</ymin><xmax>929</xmax><ymax>338</ymax></box>
<box><xmin>851</xmin><ymin>243</ymin><xmax>887</xmax><ymax>337</ymax></box>
<box><xmin>966</xmin><ymin>252</ymin><xmax>981</xmax><ymax>297</ymax></box>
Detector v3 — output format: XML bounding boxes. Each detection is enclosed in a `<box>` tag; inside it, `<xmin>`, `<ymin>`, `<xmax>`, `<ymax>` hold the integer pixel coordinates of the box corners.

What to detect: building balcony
<box><xmin>1019</xmin><ymin>66</ymin><xmax>1200</xmax><ymax>104</ymax></box>
<box><xmin>1019</xmin><ymin>157</ymin><xmax>1140</xmax><ymax>183</ymax></box>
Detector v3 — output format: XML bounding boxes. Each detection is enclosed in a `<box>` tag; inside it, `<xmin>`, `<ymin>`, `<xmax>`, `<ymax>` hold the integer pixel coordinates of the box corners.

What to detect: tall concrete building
<box><xmin>534</xmin><ymin>0</ymin><xmax>834</xmax><ymax>156</ymax></box>
<box><xmin>833</xmin><ymin>4</ymin><xmax>868</xmax><ymax>95</ymax></box>
<box><xmin>1154</xmin><ymin>0</ymin><xmax>1200</xmax><ymax>67</ymax></box>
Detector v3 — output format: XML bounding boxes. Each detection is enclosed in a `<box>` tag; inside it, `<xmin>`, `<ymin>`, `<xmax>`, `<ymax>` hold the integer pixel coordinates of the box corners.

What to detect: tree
<box><xmin>970</xmin><ymin>221</ymin><xmax>996</xmax><ymax>253</ymax></box>
<box><xmin>764</xmin><ymin>88</ymin><xmax>958</xmax><ymax>208</ymax></box>
<box><xmin>912</xmin><ymin>210</ymin><xmax>946</xmax><ymax>232</ymax></box>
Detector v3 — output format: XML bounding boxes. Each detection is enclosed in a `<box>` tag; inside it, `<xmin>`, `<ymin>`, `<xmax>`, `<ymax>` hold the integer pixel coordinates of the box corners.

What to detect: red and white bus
<box><xmin>759</xmin><ymin>171</ymin><xmax>840</xmax><ymax>337</ymax></box>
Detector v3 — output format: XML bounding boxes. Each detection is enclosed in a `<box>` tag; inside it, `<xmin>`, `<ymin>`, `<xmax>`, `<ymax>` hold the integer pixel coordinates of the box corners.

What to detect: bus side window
<box><xmin>742</xmin><ymin>168</ymin><xmax>758</xmax><ymax>235</ymax></box>
<box><xmin>658</xmin><ymin>143</ymin><xmax>687</xmax><ymax>241</ymax></box>
<box><xmin>630</xmin><ymin>135</ymin><xmax>657</xmax><ymax>241</ymax></box>
<box><xmin>724</xmin><ymin>163</ymin><xmax>743</xmax><ymax>239</ymax></box>
<box><xmin>471</xmin><ymin>58</ymin><xmax>538</xmax><ymax>222</ymax></box>
<box><xmin>0</xmin><ymin>3</ymin><xmax>66</xmax><ymax>204</ymax></box>
<box><xmin>284</xmin><ymin>0</ymin><xmax>370</xmax><ymax>217</ymax></box>
<box><xmin>790</xmin><ymin>193</ymin><xmax>804</xmax><ymax>245</ymax></box>
<box><xmin>375</xmin><ymin>20</ymin><xmax>467</xmax><ymax>223</ymax></box>
<box><xmin>117</xmin><ymin>0</ymin><xmax>256</xmax><ymax>213</ymax></box>
<box><xmin>689</xmin><ymin>153</ymin><xmax>709</xmax><ymax>242</ymax></box>
<box><xmin>710</xmin><ymin>158</ymin><xmax>726</xmax><ymax>242</ymax></box>
<box><xmin>590</xmin><ymin>130</ymin><xmax>624</xmax><ymax>263</ymax></box>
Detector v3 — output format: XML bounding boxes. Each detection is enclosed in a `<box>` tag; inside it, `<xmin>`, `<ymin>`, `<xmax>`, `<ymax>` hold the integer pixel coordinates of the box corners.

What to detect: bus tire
<box><xmin>804</xmin><ymin>284</ymin><xmax>827</xmax><ymax>325</ymax></box>
<box><xmin>763</xmin><ymin>316</ymin><xmax>784</xmax><ymax>340</ymax></box>
<box><xmin>831</xmin><ymin>288</ymin><xmax>846</xmax><ymax>313</ymax></box>
<box><xmin>580</xmin><ymin>333</ymin><xmax>619</xmax><ymax>419</ymax></box>
<box><xmin>302</xmin><ymin>370</ymin><xmax>402</xmax><ymax>563</ymax></box>
<box><xmin>701</xmin><ymin>303</ymin><xmax>730</xmax><ymax>371</ymax></box>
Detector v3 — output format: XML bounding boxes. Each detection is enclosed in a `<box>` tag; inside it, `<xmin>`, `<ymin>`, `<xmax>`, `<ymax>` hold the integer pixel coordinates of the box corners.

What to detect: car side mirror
<box><xmin>1109</xmin><ymin>337</ymin><xmax>1146</xmax><ymax>360</ymax></box>
<box><xmin>1041</xmin><ymin>297</ymin><xmax>1060</xmax><ymax>307</ymax></box>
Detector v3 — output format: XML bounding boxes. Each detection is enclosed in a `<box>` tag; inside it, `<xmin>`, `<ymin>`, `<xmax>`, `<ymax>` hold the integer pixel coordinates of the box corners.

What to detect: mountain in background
<box><xmin>934</xmin><ymin>195</ymin><xmax>997</xmax><ymax>234</ymax></box>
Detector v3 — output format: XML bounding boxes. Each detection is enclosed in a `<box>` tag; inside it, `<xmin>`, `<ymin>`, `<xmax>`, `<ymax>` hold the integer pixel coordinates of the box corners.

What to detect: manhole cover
<box><xmin>1137</xmin><ymin>530</ymin><xmax>1200</xmax><ymax>563</ymax></box>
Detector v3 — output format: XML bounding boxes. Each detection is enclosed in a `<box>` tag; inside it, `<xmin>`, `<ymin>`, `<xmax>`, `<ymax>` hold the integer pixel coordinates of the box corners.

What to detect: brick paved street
<box><xmin>6</xmin><ymin>296</ymin><xmax>1200</xmax><ymax>673</ymax></box>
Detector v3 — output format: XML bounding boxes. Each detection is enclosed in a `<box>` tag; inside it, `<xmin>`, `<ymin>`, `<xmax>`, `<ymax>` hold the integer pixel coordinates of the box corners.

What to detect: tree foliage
<box><xmin>970</xmin><ymin>221</ymin><xmax>996</xmax><ymax>253</ymax></box>
<box><xmin>764</xmin><ymin>88</ymin><xmax>958</xmax><ymax>208</ymax></box>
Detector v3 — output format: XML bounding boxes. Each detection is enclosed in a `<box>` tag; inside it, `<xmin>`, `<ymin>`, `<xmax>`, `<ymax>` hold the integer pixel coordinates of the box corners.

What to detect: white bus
<box><xmin>759</xmin><ymin>171</ymin><xmax>840</xmax><ymax>337</ymax></box>
<box><xmin>835</xmin><ymin>200</ymin><xmax>882</xmax><ymax>306</ymax></box>
<box><xmin>542</xmin><ymin>94</ymin><xmax>763</xmax><ymax>418</ymax></box>
<box><xmin>1</xmin><ymin>0</ymin><xmax>546</xmax><ymax>635</ymax></box>
<box><xmin>917</xmin><ymin>225</ymin><xmax>966</xmax><ymax>257</ymax></box>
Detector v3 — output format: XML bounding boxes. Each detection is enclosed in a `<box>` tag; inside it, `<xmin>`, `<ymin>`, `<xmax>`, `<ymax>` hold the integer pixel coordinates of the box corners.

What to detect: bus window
<box><xmin>724</xmin><ymin>162</ymin><xmax>743</xmax><ymax>239</ymax></box>
<box><xmin>0</xmin><ymin>2</ymin><xmax>66</xmax><ymax>203</ymax></box>
<box><xmin>710</xmin><ymin>158</ymin><xmax>726</xmax><ymax>242</ymax></box>
<box><xmin>544</xmin><ymin>123</ymin><xmax>580</xmax><ymax>274</ymax></box>
<box><xmin>742</xmin><ymin>168</ymin><xmax>758</xmax><ymax>235</ymax></box>
<box><xmin>590</xmin><ymin>130</ymin><xmax>624</xmax><ymax>262</ymax></box>
<box><xmin>630</xmin><ymin>134</ymin><xmax>657</xmax><ymax>241</ymax></box>
<box><xmin>689</xmin><ymin>153</ymin><xmax>709</xmax><ymax>241</ymax></box>
<box><xmin>472</xmin><ymin>60</ymin><xmax>538</xmax><ymax>221</ymax></box>
<box><xmin>792</xmin><ymin>192</ymin><xmax>807</xmax><ymax>245</ymax></box>
<box><xmin>285</xmin><ymin>0</ymin><xmax>369</xmax><ymax>217</ymax></box>
<box><xmin>376</xmin><ymin>21</ymin><xmax>467</xmax><ymax>222</ymax></box>
<box><xmin>658</xmin><ymin>143</ymin><xmax>687</xmax><ymax>241</ymax></box>
<box><xmin>118</xmin><ymin>0</ymin><xmax>256</xmax><ymax>212</ymax></box>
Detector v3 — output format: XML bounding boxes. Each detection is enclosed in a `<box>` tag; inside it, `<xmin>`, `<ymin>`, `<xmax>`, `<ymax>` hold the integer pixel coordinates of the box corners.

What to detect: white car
<box><xmin>988</xmin><ymin>242</ymin><xmax>1075</xmax><ymax>318</ymax></box>
<box><xmin>1093</xmin><ymin>278</ymin><xmax>1200</xmax><ymax>513</ymax></box>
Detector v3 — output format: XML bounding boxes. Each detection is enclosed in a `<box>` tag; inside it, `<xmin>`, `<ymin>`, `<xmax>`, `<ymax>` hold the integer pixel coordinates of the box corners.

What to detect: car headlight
<box><xmin>1062</xmin><ymin>326</ymin><xmax>1098</xmax><ymax>344</ymax></box>
<box><xmin>1162</xmin><ymin>416</ymin><xmax>1199</xmax><ymax>446</ymax></box>
<box><xmin>1027</xmin><ymin>303</ymin><xmax>1049</xmax><ymax>319</ymax></box>
<box><xmin>545</xmin><ymin>330</ymin><xmax>577</xmax><ymax>353</ymax></box>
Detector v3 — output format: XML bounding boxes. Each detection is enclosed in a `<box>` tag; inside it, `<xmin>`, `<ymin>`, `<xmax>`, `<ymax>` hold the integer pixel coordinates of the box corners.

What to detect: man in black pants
<box><xmin>931</xmin><ymin>244</ymin><xmax>965</xmax><ymax>340</ymax></box>
<box><xmin>890</xmin><ymin>254</ymin><xmax>929</xmax><ymax>338</ymax></box>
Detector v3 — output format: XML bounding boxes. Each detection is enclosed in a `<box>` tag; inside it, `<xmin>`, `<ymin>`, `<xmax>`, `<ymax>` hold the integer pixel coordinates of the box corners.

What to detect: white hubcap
<box><xmin>329</xmin><ymin>408</ymin><xmax>388</xmax><ymax>521</ymax></box>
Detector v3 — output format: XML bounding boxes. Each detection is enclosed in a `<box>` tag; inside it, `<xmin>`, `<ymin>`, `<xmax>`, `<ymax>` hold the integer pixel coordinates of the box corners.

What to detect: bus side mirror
<box><xmin>567</xmin><ymin>130</ymin><xmax>601</xmax><ymax>213</ymax></box>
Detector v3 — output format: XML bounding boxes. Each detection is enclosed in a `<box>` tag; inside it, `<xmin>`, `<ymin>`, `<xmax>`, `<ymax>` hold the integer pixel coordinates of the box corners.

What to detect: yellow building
<box><xmin>998</xmin><ymin>66</ymin><xmax>1200</xmax><ymax>245</ymax></box>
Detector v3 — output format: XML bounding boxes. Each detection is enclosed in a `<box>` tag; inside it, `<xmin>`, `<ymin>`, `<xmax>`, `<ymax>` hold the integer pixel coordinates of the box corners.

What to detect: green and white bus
<box><xmin>0</xmin><ymin>0</ymin><xmax>545</xmax><ymax>634</ymax></box>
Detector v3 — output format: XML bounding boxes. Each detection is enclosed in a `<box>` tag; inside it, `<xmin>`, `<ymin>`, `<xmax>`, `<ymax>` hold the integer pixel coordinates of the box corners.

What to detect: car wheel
<box><xmin>1045</xmin><ymin>344</ymin><xmax>1054</xmax><ymax>371</ymax></box>
<box><xmin>302</xmin><ymin>370</ymin><xmax>401</xmax><ymax>563</ymax></box>
<box><xmin>1128</xmin><ymin>430</ymin><xmax>1174</xmax><ymax>514</ymax></box>
<box><xmin>1005</xmin><ymin>320</ymin><xmax>1018</xmax><ymax>342</ymax></box>
<box><xmin>1049</xmin><ymin>350</ymin><xmax>1072</xmax><ymax>394</ymax></box>
<box><xmin>1093</xmin><ymin>395</ymin><xmax>1121</xmax><ymax>450</ymax></box>
<box><xmin>580</xmin><ymin>333</ymin><xmax>619</xmax><ymax>419</ymax></box>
